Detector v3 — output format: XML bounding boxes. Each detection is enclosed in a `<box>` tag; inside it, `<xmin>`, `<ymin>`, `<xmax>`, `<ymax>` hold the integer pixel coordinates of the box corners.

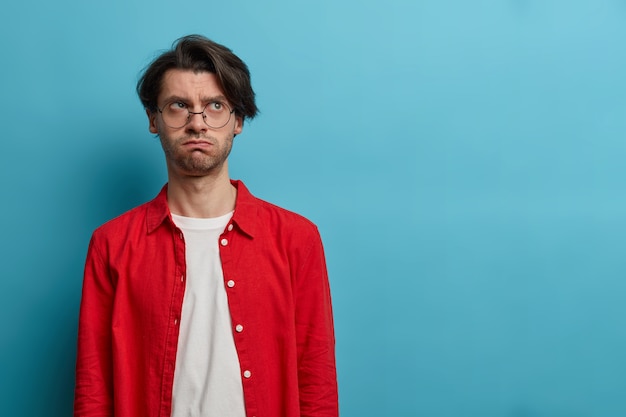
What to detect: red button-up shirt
<box><xmin>74</xmin><ymin>180</ymin><xmax>338</xmax><ymax>417</ymax></box>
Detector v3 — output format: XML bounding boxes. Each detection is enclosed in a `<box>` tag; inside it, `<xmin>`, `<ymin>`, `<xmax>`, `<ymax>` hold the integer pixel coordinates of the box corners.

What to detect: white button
<box><xmin>220</xmin><ymin>238</ymin><xmax>228</xmax><ymax>246</ymax></box>
<box><xmin>243</xmin><ymin>370</ymin><xmax>251</xmax><ymax>378</ymax></box>
<box><xmin>174</xmin><ymin>318</ymin><xmax>178</xmax><ymax>325</ymax></box>
<box><xmin>227</xmin><ymin>280</ymin><xmax>235</xmax><ymax>288</ymax></box>
<box><xmin>180</xmin><ymin>275</ymin><xmax>184</xmax><ymax>282</ymax></box>
<box><xmin>235</xmin><ymin>324</ymin><xmax>244</xmax><ymax>332</ymax></box>
<box><xmin>179</xmin><ymin>232</ymin><xmax>184</xmax><ymax>240</ymax></box>
<box><xmin>228</xmin><ymin>224</ymin><xmax>233</xmax><ymax>231</ymax></box>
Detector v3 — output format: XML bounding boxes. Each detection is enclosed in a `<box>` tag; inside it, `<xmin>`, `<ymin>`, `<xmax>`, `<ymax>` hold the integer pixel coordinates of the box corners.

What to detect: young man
<box><xmin>74</xmin><ymin>35</ymin><xmax>338</xmax><ymax>417</ymax></box>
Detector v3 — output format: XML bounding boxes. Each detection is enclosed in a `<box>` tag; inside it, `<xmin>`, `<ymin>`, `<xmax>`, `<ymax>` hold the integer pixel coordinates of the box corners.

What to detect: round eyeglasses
<box><xmin>157</xmin><ymin>100</ymin><xmax>235</xmax><ymax>129</ymax></box>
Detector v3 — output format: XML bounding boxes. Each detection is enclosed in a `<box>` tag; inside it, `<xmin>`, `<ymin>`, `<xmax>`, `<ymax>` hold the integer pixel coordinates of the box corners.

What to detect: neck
<box><xmin>166</xmin><ymin>167</ymin><xmax>236</xmax><ymax>219</ymax></box>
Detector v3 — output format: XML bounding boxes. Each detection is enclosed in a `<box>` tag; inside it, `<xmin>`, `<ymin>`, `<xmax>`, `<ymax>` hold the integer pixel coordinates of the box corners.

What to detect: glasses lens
<box><xmin>161</xmin><ymin>102</ymin><xmax>189</xmax><ymax>129</ymax></box>
<box><xmin>160</xmin><ymin>101</ymin><xmax>233</xmax><ymax>129</ymax></box>
<box><xmin>202</xmin><ymin>101</ymin><xmax>232</xmax><ymax>128</ymax></box>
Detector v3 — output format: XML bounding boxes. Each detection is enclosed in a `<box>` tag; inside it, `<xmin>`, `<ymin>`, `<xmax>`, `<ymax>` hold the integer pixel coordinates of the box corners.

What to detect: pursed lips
<box><xmin>182</xmin><ymin>139</ymin><xmax>214</xmax><ymax>147</ymax></box>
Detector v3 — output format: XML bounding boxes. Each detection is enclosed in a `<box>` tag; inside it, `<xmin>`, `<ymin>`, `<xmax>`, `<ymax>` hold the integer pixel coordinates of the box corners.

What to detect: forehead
<box><xmin>158</xmin><ymin>69</ymin><xmax>225</xmax><ymax>103</ymax></box>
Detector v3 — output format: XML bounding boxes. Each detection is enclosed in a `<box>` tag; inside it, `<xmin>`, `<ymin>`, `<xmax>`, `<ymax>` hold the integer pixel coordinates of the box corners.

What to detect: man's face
<box><xmin>148</xmin><ymin>69</ymin><xmax>243</xmax><ymax>177</ymax></box>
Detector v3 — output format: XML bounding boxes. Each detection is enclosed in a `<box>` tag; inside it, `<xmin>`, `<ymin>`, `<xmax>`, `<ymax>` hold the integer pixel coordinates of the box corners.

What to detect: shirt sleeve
<box><xmin>294</xmin><ymin>228</ymin><xmax>339</xmax><ymax>417</ymax></box>
<box><xmin>74</xmin><ymin>234</ymin><xmax>114</xmax><ymax>417</ymax></box>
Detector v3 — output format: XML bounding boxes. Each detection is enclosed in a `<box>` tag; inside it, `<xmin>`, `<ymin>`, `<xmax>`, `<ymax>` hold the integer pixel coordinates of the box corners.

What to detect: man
<box><xmin>74</xmin><ymin>35</ymin><xmax>338</xmax><ymax>417</ymax></box>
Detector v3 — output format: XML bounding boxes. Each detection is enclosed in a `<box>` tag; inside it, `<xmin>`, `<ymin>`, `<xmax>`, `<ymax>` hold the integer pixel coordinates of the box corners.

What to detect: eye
<box><xmin>206</xmin><ymin>101</ymin><xmax>225</xmax><ymax>112</ymax></box>
<box><xmin>167</xmin><ymin>101</ymin><xmax>187</xmax><ymax>112</ymax></box>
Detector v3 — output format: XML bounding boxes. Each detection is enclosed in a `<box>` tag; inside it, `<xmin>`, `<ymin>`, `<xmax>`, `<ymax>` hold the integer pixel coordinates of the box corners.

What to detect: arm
<box><xmin>294</xmin><ymin>229</ymin><xmax>339</xmax><ymax>417</ymax></box>
<box><xmin>74</xmin><ymin>235</ymin><xmax>114</xmax><ymax>417</ymax></box>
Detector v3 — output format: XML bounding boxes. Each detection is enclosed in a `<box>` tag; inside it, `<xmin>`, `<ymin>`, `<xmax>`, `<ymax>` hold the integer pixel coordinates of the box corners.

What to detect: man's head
<box><xmin>137</xmin><ymin>35</ymin><xmax>258</xmax><ymax>178</ymax></box>
<box><xmin>137</xmin><ymin>35</ymin><xmax>258</xmax><ymax>122</ymax></box>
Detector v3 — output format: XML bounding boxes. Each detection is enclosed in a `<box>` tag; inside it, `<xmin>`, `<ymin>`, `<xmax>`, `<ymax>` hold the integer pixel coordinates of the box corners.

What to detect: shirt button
<box><xmin>227</xmin><ymin>280</ymin><xmax>235</xmax><ymax>288</ymax></box>
<box><xmin>220</xmin><ymin>238</ymin><xmax>229</xmax><ymax>246</ymax></box>
<box><xmin>227</xmin><ymin>224</ymin><xmax>234</xmax><ymax>231</ymax></box>
<box><xmin>243</xmin><ymin>370</ymin><xmax>252</xmax><ymax>378</ymax></box>
<box><xmin>235</xmin><ymin>324</ymin><xmax>244</xmax><ymax>333</ymax></box>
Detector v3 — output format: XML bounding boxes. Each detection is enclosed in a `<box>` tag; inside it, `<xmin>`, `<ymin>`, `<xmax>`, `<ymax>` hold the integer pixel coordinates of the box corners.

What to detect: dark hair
<box><xmin>137</xmin><ymin>34</ymin><xmax>258</xmax><ymax>121</ymax></box>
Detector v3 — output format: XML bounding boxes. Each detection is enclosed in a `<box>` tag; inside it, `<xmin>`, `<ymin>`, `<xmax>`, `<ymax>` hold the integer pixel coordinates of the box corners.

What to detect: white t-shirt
<box><xmin>170</xmin><ymin>212</ymin><xmax>246</xmax><ymax>417</ymax></box>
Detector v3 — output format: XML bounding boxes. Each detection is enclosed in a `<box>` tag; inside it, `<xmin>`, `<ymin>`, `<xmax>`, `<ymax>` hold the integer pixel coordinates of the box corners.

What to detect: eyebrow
<box><xmin>160</xmin><ymin>95</ymin><xmax>229</xmax><ymax>106</ymax></box>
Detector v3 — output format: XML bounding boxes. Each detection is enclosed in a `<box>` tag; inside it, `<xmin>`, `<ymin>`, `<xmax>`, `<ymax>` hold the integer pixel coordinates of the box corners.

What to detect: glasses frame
<box><xmin>156</xmin><ymin>100</ymin><xmax>236</xmax><ymax>129</ymax></box>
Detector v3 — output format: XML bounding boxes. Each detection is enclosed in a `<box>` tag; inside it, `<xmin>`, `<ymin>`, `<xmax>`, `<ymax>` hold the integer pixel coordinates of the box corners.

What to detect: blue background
<box><xmin>2</xmin><ymin>1</ymin><xmax>626</xmax><ymax>416</ymax></box>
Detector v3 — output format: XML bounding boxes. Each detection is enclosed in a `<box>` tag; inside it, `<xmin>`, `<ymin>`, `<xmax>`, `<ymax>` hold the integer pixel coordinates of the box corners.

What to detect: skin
<box><xmin>147</xmin><ymin>69</ymin><xmax>243</xmax><ymax>218</ymax></box>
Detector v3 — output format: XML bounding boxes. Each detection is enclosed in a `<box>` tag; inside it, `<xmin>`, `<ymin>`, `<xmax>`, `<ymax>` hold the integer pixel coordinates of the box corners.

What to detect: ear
<box><xmin>147</xmin><ymin>109</ymin><xmax>159</xmax><ymax>134</ymax></box>
<box><xmin>233</xmin><ymin>115</ymin><xmax>244</xmax><ymax>136</ymax></box>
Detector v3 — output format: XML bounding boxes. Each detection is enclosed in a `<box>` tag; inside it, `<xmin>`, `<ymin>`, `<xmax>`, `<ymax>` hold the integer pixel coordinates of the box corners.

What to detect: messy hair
<box><xmin>137</xmin><ymin>34</ymin><xmax>258</xmax><ymax>121</ymax></box>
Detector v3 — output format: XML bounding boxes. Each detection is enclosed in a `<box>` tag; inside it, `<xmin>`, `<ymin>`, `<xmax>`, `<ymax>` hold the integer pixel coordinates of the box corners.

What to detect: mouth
<box><xmin>182</xmin><ymin>139</ymin><xmax>213</xmax><ymax>148</ymax></box>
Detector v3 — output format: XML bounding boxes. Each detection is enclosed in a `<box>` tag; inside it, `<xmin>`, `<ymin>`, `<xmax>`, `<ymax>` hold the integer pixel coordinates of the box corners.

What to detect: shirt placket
<box><xmin>220</xmin><ymin>221</ymin><xmax>259</xmax><ymax>417</ymax></box>
<box><xmin>160</xmin><ymin>226</ymin><xmax>187</xmax><ymax>417</ymax></box>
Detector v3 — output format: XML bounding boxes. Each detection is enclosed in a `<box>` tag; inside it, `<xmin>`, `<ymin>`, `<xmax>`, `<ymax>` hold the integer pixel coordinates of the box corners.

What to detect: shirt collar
<box><xmin>145</xmin><ymin>180</ymin><xmax>258</xmax><ymax>238</ymax></box>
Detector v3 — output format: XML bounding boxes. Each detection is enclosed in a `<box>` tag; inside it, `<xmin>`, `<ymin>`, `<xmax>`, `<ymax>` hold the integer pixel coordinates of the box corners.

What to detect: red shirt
<box><xmin>74</xmin><ymin>180</ymin><xmax>338</xmax><ymax>417</ymax></box>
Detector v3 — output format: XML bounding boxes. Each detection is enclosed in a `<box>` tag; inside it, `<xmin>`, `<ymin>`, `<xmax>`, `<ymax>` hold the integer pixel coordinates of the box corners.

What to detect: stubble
<box><xmin>160</xmin><ymin>132</ymin><xmax>234</xmax><ymax>176</ymax></box>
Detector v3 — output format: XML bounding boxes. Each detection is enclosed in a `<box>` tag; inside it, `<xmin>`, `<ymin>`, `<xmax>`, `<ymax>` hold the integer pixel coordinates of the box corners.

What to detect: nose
<box><xmin>185</xmin><ymin>110</ymin><xmax>207</xmax><ymax>132</ymax></box>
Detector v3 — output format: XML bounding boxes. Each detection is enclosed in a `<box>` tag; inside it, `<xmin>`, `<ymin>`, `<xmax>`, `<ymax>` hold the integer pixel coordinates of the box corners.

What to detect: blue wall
<box><xmin>2</xmin><ymin>1</ymin><xmax>626</xmax><ymax>416</ymax></box>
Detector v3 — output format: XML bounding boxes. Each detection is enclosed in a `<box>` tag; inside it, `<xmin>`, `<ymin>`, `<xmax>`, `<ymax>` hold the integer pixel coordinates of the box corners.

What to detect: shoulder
<box><xmin>92</xmin><ymin>203</ymin><xmax>148</xmax><ymax>236</ymax></box>
<box><xmin>91</xmin><ymin>186</ymin><xmax>168</xmax><ymax>242</ymax></box>
<box><xmin>254</xmin><ymin>196</ymin><xmax>318</xmax><ymax>231</ymax></box>
<box><xmin>249</xmin><ymin>195</ymin><xmax>322</xmax><ymax>244</ymax></box>
<box><xmin>233</xmin><ymin>180</ymin><xmax>321</xmax><ymax>241</ymax></box>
